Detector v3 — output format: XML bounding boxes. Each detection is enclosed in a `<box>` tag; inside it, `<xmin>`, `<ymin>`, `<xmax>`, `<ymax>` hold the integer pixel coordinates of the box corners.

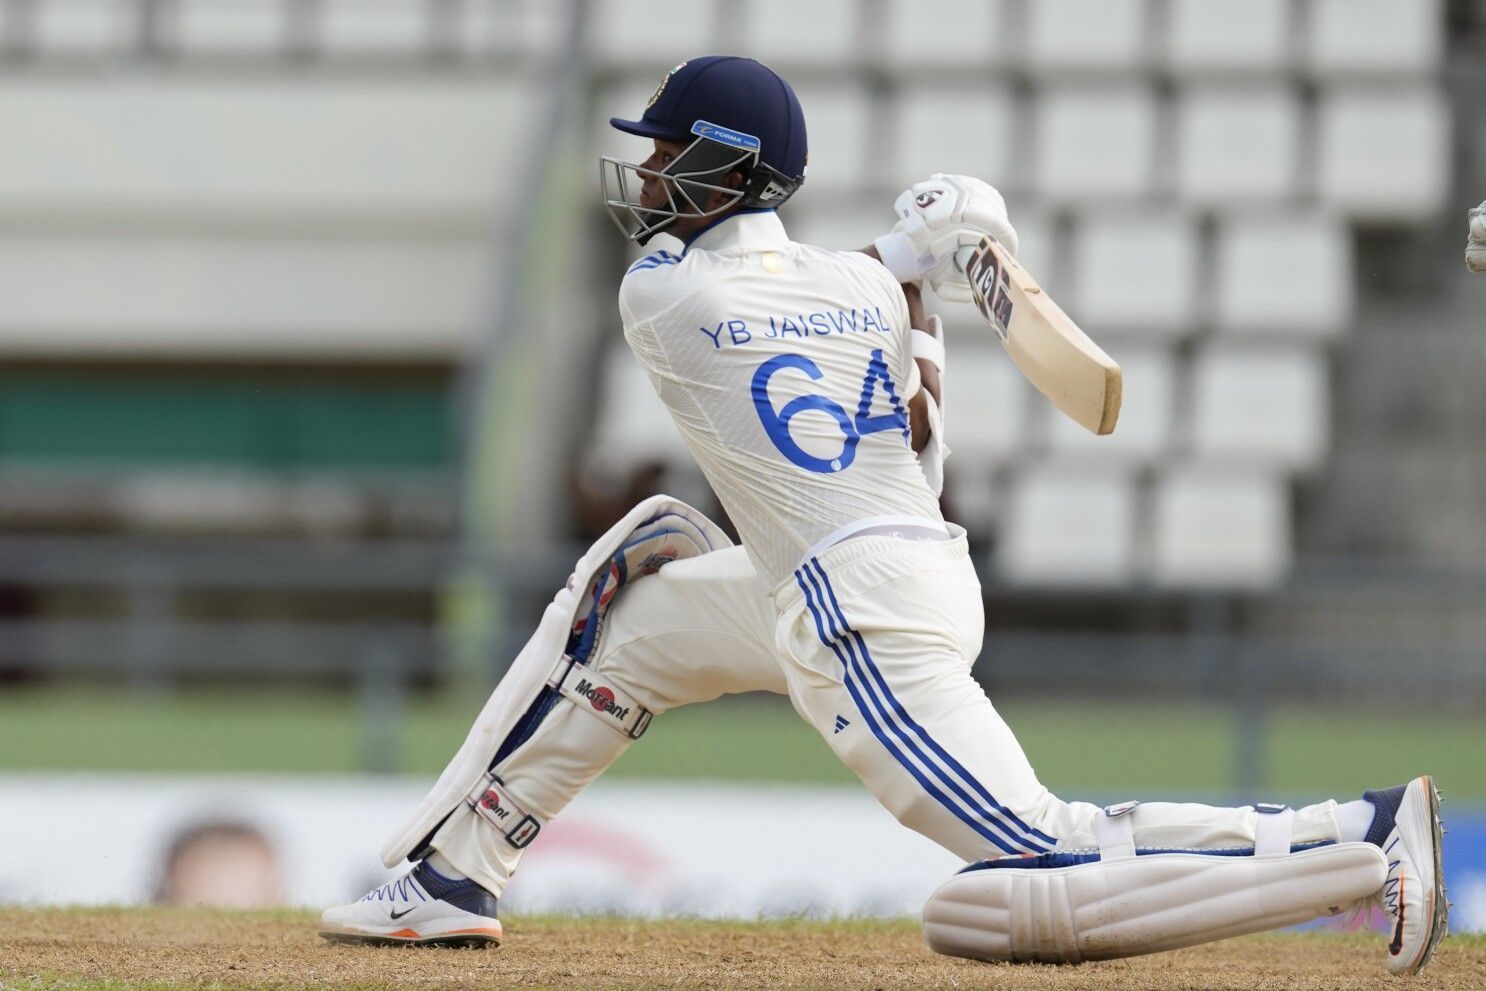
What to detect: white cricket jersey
<box><xmin>617</xmin><ymin>209</ymin><xmax>944</xmax><ymax>589</ymax></box>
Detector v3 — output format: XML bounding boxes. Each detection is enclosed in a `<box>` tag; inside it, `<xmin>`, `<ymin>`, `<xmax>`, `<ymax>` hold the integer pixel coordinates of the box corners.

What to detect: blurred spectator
<box><xmin>152</xmin><ymin>820</ymin><xmax>285</xmax><ymax>908</ymax></box>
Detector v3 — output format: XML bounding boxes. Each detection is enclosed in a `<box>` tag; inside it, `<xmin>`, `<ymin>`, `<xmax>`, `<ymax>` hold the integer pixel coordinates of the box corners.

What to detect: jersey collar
<box><xmin>682</xmin><ymin>208</ymin><xmax>788</xmax><ymax>255</ymax></box>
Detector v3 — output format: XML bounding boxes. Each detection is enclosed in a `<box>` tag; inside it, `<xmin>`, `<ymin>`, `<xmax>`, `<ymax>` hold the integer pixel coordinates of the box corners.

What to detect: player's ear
<box><xmin>705</xmin><ymin>170</ymin><xmax>747</xmax><ymax>211</ymax></box>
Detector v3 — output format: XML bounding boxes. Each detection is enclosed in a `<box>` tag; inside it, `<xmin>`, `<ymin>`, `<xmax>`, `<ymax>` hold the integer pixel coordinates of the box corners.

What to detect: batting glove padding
<box><xmin>874</xmin><ymin>174</ymin><xmax>1019</xmax><ymax>302</ymax></box>
<box><xmin>1467</xmin><ymin>200</ymin><xmax>1486</xmax><ymax>273</ymax></box>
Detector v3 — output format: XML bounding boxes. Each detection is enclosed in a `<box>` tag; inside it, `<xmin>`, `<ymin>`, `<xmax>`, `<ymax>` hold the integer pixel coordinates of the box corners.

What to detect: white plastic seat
<box><xmin>32</xmin><ymin>0</ymin><xmax>134</xmax><ymax>54</ymax></box>
<box><xmin>460</xmin><ymin>0</ymin><xmax>565</xmax><ymax>58</ymax></box>
<box><xmin>1068</xmin><ymin>211</ymin><xmax>1198</xmax><ymax>338</ymax></box>
<box><xmin>175</xmin><ymin>0</ymin><xmax>284</xmax><ymax>54</ymax></box>
<box><xmin>1165</xmin><ymin>0</ymin><xmax>1291</xmax><ymax>76</ymax></box>
<box><xmin>320</xmin><ymin>0</ymin><xmax>430</xmax><ymax>55</ymax></box>
<box><xmin>1034</xmin><ymin>85</ymin><xmax>1158</xmax><ymax>203</ymax></box>
<box><xmin>1045</xmin><ymin>346</ymin><xmax>1174</xmax><ymax>465</ymax></box>
<box><xmin>1024</xmin><ymin>0</ymin><xmax>1148</xmax><ymax>74</ymax></box>
<box><xmin>1307</xmin><ymin>0</ymin><xmax>1444</xmax><ymax>77</ymax></box>
<box><xmin>0</xmin><ymin>234</ymin><xmax>485</xmax><ymax>357</ymax></box>
<box><xmin>1316</xmin><ymin>87</ymin><xmax>1451</xmax><ymax>222</ymax></box>
<box><xmin>891</xmin><ymin>85</ymin><xmax>1019</xmax><ymax>194</ymax></box>
<box><xmin>0</xmin><ymin>77</ymin><xmax>530</xmax><ymax>216</ymax></box>
<box><xmin>786</xmin><ymin>202</ymin><xmax>883</xmax><ymax>253</ymax></box>
<box><xmin>788</xmin><ymin>84</ymin><xmax>873</xmax><ymax>192</ymax></box>
<box><xmin>1151</xmin><ymin>467</ymin><xmax>1291</xmax><ymax>588</ymax></box>
<box><xmin>1175</xmin><ymin>87</ymin><xmax>1301</xmax><ymax>205</ymax></box>
<box><xmin>997</xmin><ymin>467</ymin><xmax>1137</xmax><ymax>587</ymax></box>
<box><xmin>881</xmin><ymin>0</ymin><xmax>1009</xmax><ymax>68</ymax></box>
<box><xmin>1214</xmin><ymin>215</ymin><xmax>1353</xmax><ymax>338</ymax></box>
<box><xmin>939</xmin><ymin>346</ymin><xmax>1030</xmax><ymax>473</ymax></box>
<box><xmin>594</xmin><ymin>352</ymin><xmax>690</xmax><ymax>467</ymax></box>
<box><xmin>1188</xmin><ymin>345</ymin><xmax>1329</xmax><ymax>470</ymax></box>
<box><xmin>739</xmin><ymin>0</ymin><xmax>858</xmax><ymax>65</ymax></box>
<box><xmin>588</xmin><ymin>0</ymin><xmax>717</xmax><ymax>66</ymax></box>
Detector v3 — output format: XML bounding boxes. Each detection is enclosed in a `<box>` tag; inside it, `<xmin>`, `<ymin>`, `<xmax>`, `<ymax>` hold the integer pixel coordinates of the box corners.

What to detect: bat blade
<box><xmin>962</xmin><ymin>235</ymin><xmax>1121</xmax><ymax>435</ymax></box>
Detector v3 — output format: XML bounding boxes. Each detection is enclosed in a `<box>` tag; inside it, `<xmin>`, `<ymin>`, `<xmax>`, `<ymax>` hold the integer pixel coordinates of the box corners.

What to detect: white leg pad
<box><xmin>922</xmin><ymin>842</ymin><xmax>1387</xmax><ymax>964</ymax></box>
<box><xmin>378</xmin><ymin>495</ymin><xmax>729</xmax><ymax>868</ymax></box>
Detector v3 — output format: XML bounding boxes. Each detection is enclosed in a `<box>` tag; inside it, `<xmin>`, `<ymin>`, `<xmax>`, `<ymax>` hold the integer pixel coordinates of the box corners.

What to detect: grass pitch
<box><xmin>0</xmin><ymin>908</ymin><xmax>1482</xmax><ymax>991</ymax></box>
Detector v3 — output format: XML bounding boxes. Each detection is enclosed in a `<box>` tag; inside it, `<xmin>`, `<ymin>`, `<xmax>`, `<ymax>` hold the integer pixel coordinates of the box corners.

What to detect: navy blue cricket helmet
<box><xmin>601</xmin><ymin>56</ymin><xmax>808</xmax><ymax>242</ymax></box>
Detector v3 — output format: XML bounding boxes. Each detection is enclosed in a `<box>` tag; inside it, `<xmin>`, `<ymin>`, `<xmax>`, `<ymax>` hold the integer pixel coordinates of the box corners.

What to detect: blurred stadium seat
<box><xmin>1174</xmin><ymin>86</ymin><xmax>1302</xmax><ymax>205</ymax></box>
<box><xmin>1306</xmin><ymin>0</ymin><xmax>1444</xmax><ymax>77</ymax></box>
<box><xmin>940</xmin><ymin>345</ymin><xmax>1030</xmax><ymax>474</ymax></box>
<box><xmin>1316</xmin><ymin>87</ymin><xmax>1451</xmax><ymax>221</ymax></box>
<box><xmin>175</xmin><ymin>0</ymin><xmax>285</xmax><ymax>55</ymax></box>
<box><xmin>1068</xmin><ymin>210</ymin><xmax>1199</xmax><ymax>338</ymax></box>
<box><xmin>1188</xmin><ymin>345</ymin><xmax>1329</xmax><ymax>470</ymax></box>
<box><xmin>1165</xmin><ymin>0</ymin><xmax>1292</xmax><ymax>76</ymax></box>
<box><xmin>1034</xmin><ymin>84</ymin><xmax>1158</xmax><ymax>203</ymax></box>
<box><xmin>739</xmin><ymin>0</ymin><xmax>860</xmax><ymax>66</ymax></box>
<box><xmin>891</xmin><ymin>84</ymin><xmax>1019</xmax><ymax>193</ymax></box>
<box><xmin>29</xmin><ymin>0</ymin><xmax>134</xmax><ymax>55</ymax></box>
<box><xmin>1024</xmin><ymin>0</ymin><xmax>1149</xmax><ymax>75</ymax></box>
<box><xmin>0</xmin><ymin>77</ymin><xmax>529</xmax><ymax>216</ymax></box>
<box><xmin>787</xmin><ymin>199</ymin><xmax>884</xmax><ymax>253</ymax></box>
<box><xmin>786</xmin><ymin>82</ymin><xmax>874</xmax><ymax>192</ymax></box>
<box><xmin>588</xmin><ymin>0</ymin><xmax>717</xmax><ymax>67</ymax></box>
<box><xmin>880</xmin><ymin>0</ymin><xmax>1008</xmax><ymax>69</ymax></box>
<box><xmin>998</xmin><ymin>466</ymin><xmax>1138</xmax><ymax>586</ymax></box>
<box><xmin>0</xmin><ymin>236</ymin><xmax>483</xmax><ymax>357</ymax></box>
<box><xmin>1152</xmin><ymin>467</ymin><xmax>1291</xmax><ymax>588</ymax></box>
<box><xmin>1213</xmin><ymin>214</ymin><xmax>1354</xmax><ymax>338</ymax></box>
<box><xmin>319</xmin><ymin>0</ymin><xmax>431</xmax><ymax>55</ymax></box>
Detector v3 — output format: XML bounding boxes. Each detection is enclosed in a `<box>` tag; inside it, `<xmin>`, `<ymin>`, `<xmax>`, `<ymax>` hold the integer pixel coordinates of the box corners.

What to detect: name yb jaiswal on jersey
<box><xmin>698</xmin><ymin>305</ymin><xmax>895</xmax><ymax>351</ymax></box>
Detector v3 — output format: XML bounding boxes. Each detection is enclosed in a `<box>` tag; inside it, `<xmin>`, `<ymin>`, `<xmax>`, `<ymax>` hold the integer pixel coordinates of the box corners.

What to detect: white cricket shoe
<box><xmin>318</xmin><ymin>862</ymin><xmax>502</xmax><ymax>948</ymax></box>
<box><xmin>1362</xmin><ymin>776</ymin><xmax>1447</xmax><ymax>976</ymax></box>
<box><xmin>1467</xmin><ymin>200</ymin><xmax>1486</xmax><ymax>272</ymax></box>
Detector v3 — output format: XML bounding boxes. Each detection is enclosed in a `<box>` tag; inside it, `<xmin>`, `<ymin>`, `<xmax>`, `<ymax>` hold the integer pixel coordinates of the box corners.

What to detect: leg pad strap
<box><xmin>465</xmin><ymin>771</ymin><xmax>543</xmax><ymax>849</ymax></box>
<box><xmin>546</xmin><ymin>655</ymin><xmax>653</xmax><ymax>739</ymax></box>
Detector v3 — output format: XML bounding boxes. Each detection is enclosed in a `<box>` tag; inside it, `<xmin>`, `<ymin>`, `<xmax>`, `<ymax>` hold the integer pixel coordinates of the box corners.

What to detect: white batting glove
<box><xmin>873</xmin><ymin>174</ymin><xmax>1018</xmax><ymax>303</ymax></box>
<box><xmin>1467</xmin><ymin>200</ymin><xmax>1486</xmax><ymax>273</ymax></box>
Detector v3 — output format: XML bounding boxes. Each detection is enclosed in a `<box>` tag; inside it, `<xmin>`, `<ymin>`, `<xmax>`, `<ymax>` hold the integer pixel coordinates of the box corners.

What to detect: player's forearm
<box><xmin>902</xmin><ymin>283</ymin><xmax>940</xmax><ymax>453</ymax></box>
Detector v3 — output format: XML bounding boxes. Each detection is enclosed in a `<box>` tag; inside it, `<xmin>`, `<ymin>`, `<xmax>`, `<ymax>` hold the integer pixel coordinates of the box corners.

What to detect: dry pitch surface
<box><xmin>1</xmin><ymin>908</ymin><xmax>1484</xmax><ymax>991</ymax></box>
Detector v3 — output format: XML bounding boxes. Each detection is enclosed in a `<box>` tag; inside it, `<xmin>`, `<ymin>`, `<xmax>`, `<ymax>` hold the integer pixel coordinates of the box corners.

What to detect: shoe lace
<box><xmin>1342</xmin><ymin>838</ymin><xmax>1402</xmax><ymax>929</ymax></box>
<box><xmin>360</xmin><ymin>873</ymin><xmax>425</xmax><ymax>904</ymax></box>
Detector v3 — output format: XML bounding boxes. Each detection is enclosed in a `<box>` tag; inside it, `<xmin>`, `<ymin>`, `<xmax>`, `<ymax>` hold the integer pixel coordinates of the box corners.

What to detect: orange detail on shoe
<box><xmin>389</xmin><ymin>928</ymin><xmax>420</xmax><ymax>939</ymax></box>
<box><xmin>445</xmin><ymin>927</ymin><xmax>503</xmax><ymax>937</ymax></box>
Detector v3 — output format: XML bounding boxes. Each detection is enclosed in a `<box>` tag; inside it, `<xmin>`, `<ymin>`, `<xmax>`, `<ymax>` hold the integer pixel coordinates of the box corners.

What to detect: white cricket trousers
<box><xmin>432</xmin><ymin>533</ymin><xmax>1344</xmax><ymax>896</ymax></box>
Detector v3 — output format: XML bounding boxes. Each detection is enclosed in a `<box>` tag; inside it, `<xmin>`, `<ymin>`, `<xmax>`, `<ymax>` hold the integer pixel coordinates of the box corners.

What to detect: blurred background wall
<box><xmin>0</xmin><ymin>0</ymin><xmax>1482</xmax><ymax>924</ymax></box>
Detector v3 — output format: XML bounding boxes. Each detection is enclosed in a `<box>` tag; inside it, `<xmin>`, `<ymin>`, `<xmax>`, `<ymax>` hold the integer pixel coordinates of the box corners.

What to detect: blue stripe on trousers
<box><xmin>794</xmin><ymin>565</ymin><xmax>1049</xmax><ymax>855</ymax></box>
<box><xmin>808</xmin><ymin>557</ymin><xmax>1058</xmax><ymax>849</ymax></box>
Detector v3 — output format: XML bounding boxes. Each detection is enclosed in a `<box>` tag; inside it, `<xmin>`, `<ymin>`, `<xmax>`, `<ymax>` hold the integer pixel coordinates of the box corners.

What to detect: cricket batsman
<box><xmin>319</xmin><ymin>56</ymin><xmax>1447</xmax><ymax>974</ymax></box>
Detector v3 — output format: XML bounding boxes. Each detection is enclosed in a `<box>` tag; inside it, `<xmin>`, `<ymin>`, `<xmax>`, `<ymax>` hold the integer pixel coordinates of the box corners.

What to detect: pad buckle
<box><xmin>547</xmin><ymin>655</ymin><xmax>653</xmax><ymax>739</ymax></box>
<box><xmin>467</xmin><ymin>771</ymin><xmax>541</xmax><ymax>849</ymax></box>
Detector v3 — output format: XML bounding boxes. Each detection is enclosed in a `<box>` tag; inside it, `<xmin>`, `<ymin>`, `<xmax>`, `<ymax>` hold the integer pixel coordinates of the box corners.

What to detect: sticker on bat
<box><xmin>966</xmin><ymin>236</ymin><xmax>1014</xmax><ymax>341</ymax></box>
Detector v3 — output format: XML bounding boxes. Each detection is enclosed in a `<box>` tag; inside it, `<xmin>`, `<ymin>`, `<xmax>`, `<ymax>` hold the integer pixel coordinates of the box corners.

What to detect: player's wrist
<box><xmin>873</xmin><ymin>230</ymin><xmax>925</xmax><ymax>284</ymax></box>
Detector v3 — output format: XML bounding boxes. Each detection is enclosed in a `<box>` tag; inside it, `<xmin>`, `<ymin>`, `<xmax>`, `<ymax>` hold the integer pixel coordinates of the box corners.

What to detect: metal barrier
<box><xmin>1</xmin><ymin>530</ymin><xmax>1483</xmax><ymax>782</ymax></box>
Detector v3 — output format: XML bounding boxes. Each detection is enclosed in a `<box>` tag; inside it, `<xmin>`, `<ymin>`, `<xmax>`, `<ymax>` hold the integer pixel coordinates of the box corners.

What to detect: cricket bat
<box><xmin>959</xmin><ymin>235</ymin><xmax>1121</xmax><ymax>435</ymax></box>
